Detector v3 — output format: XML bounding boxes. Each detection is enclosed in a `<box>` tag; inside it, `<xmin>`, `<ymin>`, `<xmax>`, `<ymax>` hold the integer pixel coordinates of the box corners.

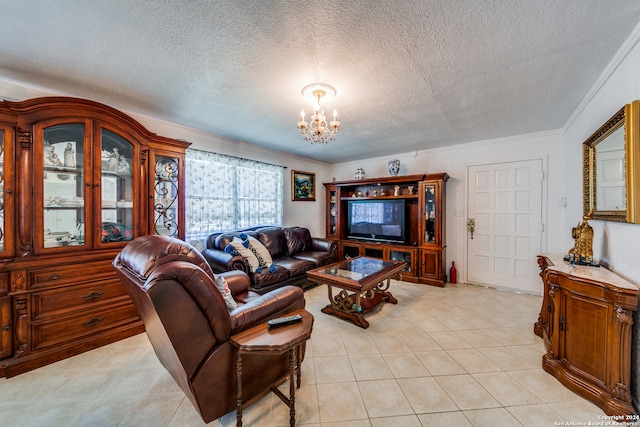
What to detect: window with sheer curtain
<box><xmin>185</xmin><ymin>148</ymin><xmax>284</xmax><ymax>250</ymax></box>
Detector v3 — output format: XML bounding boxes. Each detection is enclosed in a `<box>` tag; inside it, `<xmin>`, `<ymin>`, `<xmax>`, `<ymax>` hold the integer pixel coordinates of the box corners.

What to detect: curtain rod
<box><xmin>187</xmin><ymin>147</ymin><xmax>288</xmax><ymax>169</ymax></box>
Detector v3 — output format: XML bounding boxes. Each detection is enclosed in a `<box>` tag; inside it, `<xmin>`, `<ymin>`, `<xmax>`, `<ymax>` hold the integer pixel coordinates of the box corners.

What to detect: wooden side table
<box><xmin>229</xmin><ymin>309</ymin><xmax>313</xmax><ymax>427</ymax></box>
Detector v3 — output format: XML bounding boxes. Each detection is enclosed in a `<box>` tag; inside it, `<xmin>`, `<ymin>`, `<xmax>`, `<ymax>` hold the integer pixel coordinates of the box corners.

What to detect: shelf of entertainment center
<box><xmin>331</xmin><ymin>174</ymin><xmax>426</xmax><ymax>197</ymax></box>
<box><xmin>339</xmin><ymin>240</ymin><xmax>419</xmax><ymax>280</ymax></box>
<box><xmin>341</xmin><ymin>195</ymin><xmax>418</xmax><ymax>201</ymax></box>
<box><xmin>343</xmin><ymin>239</ymin><xmax>414</xmax><ymax>247</ymax></box>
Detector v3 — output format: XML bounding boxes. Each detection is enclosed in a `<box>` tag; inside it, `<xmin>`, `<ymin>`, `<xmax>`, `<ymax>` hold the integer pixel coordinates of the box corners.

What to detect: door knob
<box><xmin>467</xmin><ymin>218</ymin><xmax>475</xmax><ymax>239</ymax></box>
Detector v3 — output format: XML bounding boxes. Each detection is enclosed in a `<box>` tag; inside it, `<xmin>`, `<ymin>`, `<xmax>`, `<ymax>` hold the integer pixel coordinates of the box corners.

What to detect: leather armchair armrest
<box><xmin>219</xmin><ymin>270</ymin><xmax>250</xmax><ymax>297</ymax></box>
<box><xmin>230</xmin><ymin>286</ymin><xmax>305</xmax><ymax>333</ymax></box>
<box><xmin>310</xmin><ymin>237</ymin><xmax>337</xmax><ymax>254</ymax></box>
<box><xmin>201</xmin><ymin>248</ymin><xmax>249</xmax><ymax>274</ymax></box>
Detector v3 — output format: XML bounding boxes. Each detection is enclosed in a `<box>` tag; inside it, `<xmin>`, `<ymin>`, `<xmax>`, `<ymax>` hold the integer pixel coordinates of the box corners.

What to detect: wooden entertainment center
<box><xmin>323</xmin><ymin>173</ymin><xmax>448</xmax><ymax>286</ymax></box>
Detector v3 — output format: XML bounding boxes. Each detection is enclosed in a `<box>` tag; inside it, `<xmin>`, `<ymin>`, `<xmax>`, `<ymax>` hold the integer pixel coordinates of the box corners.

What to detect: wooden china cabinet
<box><xmin>324</xmin><ymin>173</ymin><xmax>448</xmax><ymax>286</ymax></box>
<box><xmin>0</xmin><ymin>97</ymin><xmax>190</xmax><ymax>377</ymax></box>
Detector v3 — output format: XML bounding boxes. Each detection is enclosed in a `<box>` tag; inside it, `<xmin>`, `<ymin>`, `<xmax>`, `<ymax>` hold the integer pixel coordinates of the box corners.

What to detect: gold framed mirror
<box><xmin>583</xmin><ymin>100</ymin><xmax>640</xmax><ymax>223</ymax></box>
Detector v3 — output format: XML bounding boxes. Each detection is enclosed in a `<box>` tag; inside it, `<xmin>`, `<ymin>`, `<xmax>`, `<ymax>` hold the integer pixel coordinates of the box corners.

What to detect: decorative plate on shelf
<box><xmin>59</xmin><ymin>197</ymin><xmax>84</xmax><ymax>207</ymax></box>
<box><xmin>101</xmin><ymin>222</ymin><xmax>133</xmax><ymax>242</ymax></box>
<box><xmin>44</xmin><ymin>231</ymin><xmax>71</xmax><ymax>246</ymax></box>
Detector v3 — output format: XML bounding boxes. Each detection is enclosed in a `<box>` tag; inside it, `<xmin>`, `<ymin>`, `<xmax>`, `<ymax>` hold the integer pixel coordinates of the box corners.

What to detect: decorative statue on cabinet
<box><xmin>108</xmin><ymin>147</ymin><xmax>120</xmax><ymax>171</ymax></box>
<box><xmin>565</xmin><ymin>214</ymin><xmax>597</xmax><ymax>266</ymax></box>
<box><xmin>63</xmin><ymin>142</ymin><xmax>75</xmax><ymax>168</ymax></box>
<box><xmin>117</xmin><ymin>155</ymin><xmax>131</xmax><ymax>173</ymax></box>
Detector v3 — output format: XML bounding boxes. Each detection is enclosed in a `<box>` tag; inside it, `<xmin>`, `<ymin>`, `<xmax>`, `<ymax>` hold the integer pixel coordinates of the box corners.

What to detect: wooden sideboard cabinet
<box><xmin>535</xmin><ymin>254</ymin><xmax>639</xmax><ymax>416</ymax></box>
<box><xmin>324</xmin><ymin>173</ymin><xmax>448</xmax><ymax>286</ymax></box>
<box><xmin>0</xmin><ymin>97</ymin><xmax>190</xmax><ymax>376</ymax></box>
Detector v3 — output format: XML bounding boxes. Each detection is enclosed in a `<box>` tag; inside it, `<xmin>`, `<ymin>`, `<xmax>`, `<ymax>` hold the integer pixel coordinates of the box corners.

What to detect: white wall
<box><xmin>331</xmin><ymin>130</ymin><xmax>567</xmax><ymax>283</ymax></box>
<box><xmin>563</xmin><ymin>23</ymin><xmax>640</xmax><ymax>284</ymax></box>
<box><xmin>562</xmin><ymin>22</ymin><xmax>640</xmax><ymax>408</ymax></box>
<box><xmin>0</xmin><ymin>78</ymin><xmax>331</xmax><ymax>237</ymax></box>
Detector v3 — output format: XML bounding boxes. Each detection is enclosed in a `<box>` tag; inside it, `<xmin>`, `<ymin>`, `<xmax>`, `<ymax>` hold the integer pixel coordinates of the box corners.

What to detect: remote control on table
<box><xmin>267</xmin><ymin>314</ymin><xmax>303</xmax><ymax>328</ymax></box>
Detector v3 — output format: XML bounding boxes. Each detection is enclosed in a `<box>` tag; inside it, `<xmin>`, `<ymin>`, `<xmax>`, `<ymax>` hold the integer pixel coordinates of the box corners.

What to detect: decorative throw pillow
<box><xmin>247</xmin><ymin>236</ymin><xmax>273</xmax><ymax>266</ymax></box>
<box><xmin>225</xmin><ymin>237</ymin><xmax>260</xmax><ymax>273</ymax></box>
<box><xmin>214</xmin><ymin>274</ymin><xmax>237</xmax><ymax>311</ymax></box>
<box><xmin>247</xmin><ymin>236</ymin><xmax>277</xmax><ymax>273</ymax></box>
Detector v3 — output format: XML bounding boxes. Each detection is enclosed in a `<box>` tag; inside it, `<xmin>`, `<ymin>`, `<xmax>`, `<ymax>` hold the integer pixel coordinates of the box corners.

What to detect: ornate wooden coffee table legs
<box><xmin>321</xmin><ymin>278</ymin><xmax>397</xmax><ymax>328</ymax></box>
<box><xmin>308</xmin><ymin>258</ymin><xmax>405</xmax><ymax>328</ymax></box>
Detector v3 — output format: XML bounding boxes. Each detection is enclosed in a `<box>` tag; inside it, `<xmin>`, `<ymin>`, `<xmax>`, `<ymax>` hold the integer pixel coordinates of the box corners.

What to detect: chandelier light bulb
<box><xmin>297</xmin><ymin>109</ymin><xmax>308</xmax><ymax>130</ymax></box>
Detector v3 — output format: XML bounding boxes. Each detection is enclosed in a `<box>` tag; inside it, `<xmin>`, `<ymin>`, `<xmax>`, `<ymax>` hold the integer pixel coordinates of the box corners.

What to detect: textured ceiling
<box><xmin>1</xmin><ymin>0</ymin><xmax>639</xmax><ymax>163</ymax></box>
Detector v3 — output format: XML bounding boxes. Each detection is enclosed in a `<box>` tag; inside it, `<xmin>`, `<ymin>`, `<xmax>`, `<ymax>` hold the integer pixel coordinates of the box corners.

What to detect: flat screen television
<box><xmin>347</xmin><ymin>199</ymin><xmax>406</xmax><ymax>243</ymax></box>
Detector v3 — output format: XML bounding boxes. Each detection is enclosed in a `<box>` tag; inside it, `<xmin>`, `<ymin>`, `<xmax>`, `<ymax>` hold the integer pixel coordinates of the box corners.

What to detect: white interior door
<box><xmin>467</xmin><ymin>159</ymin><xmax>543</xmax><ymax>294</ymax></box>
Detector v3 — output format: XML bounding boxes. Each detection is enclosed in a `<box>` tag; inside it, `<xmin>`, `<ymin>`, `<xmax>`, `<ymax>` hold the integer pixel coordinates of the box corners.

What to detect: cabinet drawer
<box><xmin>32</xmin><ymin>279</ymin><xmax>128</xmax><ymax>321</ymax></box>
<box><xmin>32</xmin><ymin>302</ymin><xmax>139</xmax><ymax>350</ymax></box>
<box><xmin>29</xmin><ymin>261</ymin><xmax>116</xmax><ymax>289</ymax></box>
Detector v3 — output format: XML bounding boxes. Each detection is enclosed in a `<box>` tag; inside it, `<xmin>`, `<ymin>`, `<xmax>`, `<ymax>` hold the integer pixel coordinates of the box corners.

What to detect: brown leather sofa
<box><xmin>113</xmin><ymin>235</ymin><xmax>306</xmax><ymax>423</ymax></box>
<box><xmin>202</xmin><ymin>226</ymin><xmax>336</xmax><ymax>294</ymax></box>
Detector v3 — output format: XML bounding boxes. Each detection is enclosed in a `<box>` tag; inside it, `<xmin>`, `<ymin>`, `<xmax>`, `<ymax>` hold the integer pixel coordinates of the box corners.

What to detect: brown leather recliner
<box><xmin>113</xmin><ymin>235</ymin><xmax>306</xmax><ymax>423</ymax></box>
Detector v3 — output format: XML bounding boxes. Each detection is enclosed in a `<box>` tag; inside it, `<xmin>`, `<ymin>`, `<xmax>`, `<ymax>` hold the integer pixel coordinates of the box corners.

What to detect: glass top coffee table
<box><xmin>307</xmin><ymin>256</ymin><xmax>406</xmax><ymax>328</ymax></box>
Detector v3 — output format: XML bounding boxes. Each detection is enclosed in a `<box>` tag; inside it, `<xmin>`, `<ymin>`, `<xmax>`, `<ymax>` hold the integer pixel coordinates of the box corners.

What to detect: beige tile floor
<box><xmin>0</xmin><ymin>281</ymin><xmax>634</xmax><ymax>426</ymax></box>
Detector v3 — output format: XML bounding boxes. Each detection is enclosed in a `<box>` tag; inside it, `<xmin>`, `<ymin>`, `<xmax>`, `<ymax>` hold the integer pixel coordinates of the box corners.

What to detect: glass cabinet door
<box><xmin>152</xmin><ymin>155</ymin><xmax>180</xmax><ymax>237</ymax></box>
<box><xmin>42</xmin><ymin>123</ymin><xmax>87</xmax><ymax>249</ymax></box>
<box><xmin>327</xmin><ymin>187</ymin><xmax>338</xmax><ymax>238</ymax></box>
<box><xmin>424</xmin><ymin>184</ymin><xmax>436</xmax><ymax>243</ymax></box>
<box><xmin>99</xmin><ymin>128</ymin><xmax>134</xmax><ymax>244</ymax></box>
<box><xmin>0</xmin><ymin>130</ymin><xmax>5</xmax><ymax>253</ymax></box>
<box><xmin>390</xmin><ymin>249</ymin><xmax>415</xmax><ymax>274</ymax></box>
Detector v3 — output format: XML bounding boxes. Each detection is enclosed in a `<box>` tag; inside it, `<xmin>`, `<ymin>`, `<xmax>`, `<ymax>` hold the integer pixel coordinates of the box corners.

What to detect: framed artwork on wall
<box><xmin>292</xmin><ymin>170</ymin><xmax>316</xmax><ymax>201</ymax></box>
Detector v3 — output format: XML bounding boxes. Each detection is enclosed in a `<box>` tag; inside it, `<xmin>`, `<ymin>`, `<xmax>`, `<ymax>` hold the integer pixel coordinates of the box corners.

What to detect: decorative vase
<box><xmin>355</xmin><ymin>168</ymin><xmax>366</xmax><ymax>180</ymax></box>
<box><xmin>388</xmin><ymin>159</ymin><xmax>400</xmax><ymax>176</ymax></box>
<box><xmin>449</xmin><ymin>261</ymin><xmax>457</xmax><ymax>283</ymax></box>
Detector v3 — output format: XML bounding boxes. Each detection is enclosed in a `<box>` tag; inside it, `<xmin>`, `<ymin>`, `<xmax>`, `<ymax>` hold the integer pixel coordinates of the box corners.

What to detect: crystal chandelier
<box><xmin>297</xmin><ymin>83</ymin><xmax>340</xmax><ymax>143</ymax></box>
